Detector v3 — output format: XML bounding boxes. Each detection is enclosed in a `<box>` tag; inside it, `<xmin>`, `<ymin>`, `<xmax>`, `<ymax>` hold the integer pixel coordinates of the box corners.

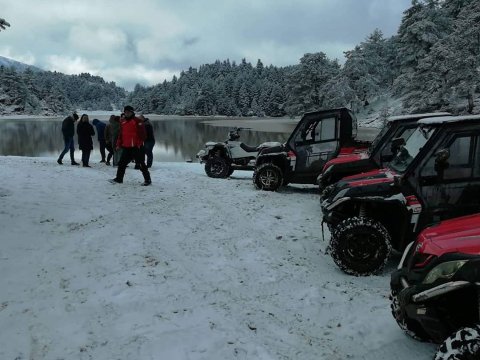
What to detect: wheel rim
<box><xmin>259</xmin><ymin>169</ymin><xmax>279</xmax><ymax>187</ymax></box>
<box><xmin>210</xmin><ymin>160</ymin><xmax>226</xmax><ymax>176</ymax></box>
<box><xmin>345</xmin><ymin>232</ymin><xmax>382</xmax><ymax>262</ymax></box>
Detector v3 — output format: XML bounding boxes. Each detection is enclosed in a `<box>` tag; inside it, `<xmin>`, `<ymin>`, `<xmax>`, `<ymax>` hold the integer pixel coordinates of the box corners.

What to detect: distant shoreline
<box><xmin>0</xmin><ymin>113</ymin><xmax>298</xmax><ymax>122</ymax></box>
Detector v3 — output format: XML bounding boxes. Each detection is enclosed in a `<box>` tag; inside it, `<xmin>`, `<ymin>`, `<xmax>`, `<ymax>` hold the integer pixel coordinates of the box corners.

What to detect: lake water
<box><xmin>0</xmin><ymin>115</ymin><xmax>379</xmax><ymax>162</ymax></box>
<box><xmin>0</xmin><ymin>116</ymin><xmax>298</xmax><ymax>162</ymax></box>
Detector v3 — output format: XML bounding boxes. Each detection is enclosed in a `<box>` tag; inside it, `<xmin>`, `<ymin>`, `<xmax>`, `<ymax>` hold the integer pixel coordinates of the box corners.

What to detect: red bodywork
<box><xmin>338</xmin><ymin>146</ymin><xmax>369</xmax><ymax>155</ymax></box>
<box><xmin>340</xmin><ymin>168</ymin><xmax>397</xmax><ymax>187</ymax></box>
<box><xmin>415</xmin><ymin>214</ymin><xmax>480</xmax><ymax>258</ymax></box>
<box><xmin>322</xmin><ymin>151</ymin><xmax>368</xmax><ymax>172</ymax></box>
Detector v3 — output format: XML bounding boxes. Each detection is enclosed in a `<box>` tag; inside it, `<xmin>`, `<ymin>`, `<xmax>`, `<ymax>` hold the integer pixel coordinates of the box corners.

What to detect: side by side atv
<box><xmin>321</xmin><ymin>114</ymin><xmax>480</xmax><ymax>276</ymax></box>
<box><xmin>253</xmin><ymin>107</ymin><xmax>370</xmax><ymax>191</ymax></box>
<box><xmin>390</xmin><ymin>213</ymin><xmax>480</xmax><ymax>359</ymax></box>
<box><xmin>196</xmin><ymin>127</ymin><xmax>281</xmax><ymax>178</ymax></box>
<box><xmin>317</xmin><ymin>112</ymin><xmax>450</xmax><ymax>191</ymax></box>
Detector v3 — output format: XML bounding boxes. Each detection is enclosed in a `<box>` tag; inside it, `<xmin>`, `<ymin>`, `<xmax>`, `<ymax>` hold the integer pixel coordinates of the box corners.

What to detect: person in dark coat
<box><xmin>139</xmin><ymin>115</ymin><xmax>155</xmax><ymax>168</ymax></box>
<box><xmin>104</xmin><ymin>115</ymin><xmax>117</xmax><ymax>165</ymax></box>
<box><xmin>77</xmin><ymin>114</ymin><xmax>95</xmax><ymax>167</ymax></box>
<box><xmin>109</xmin><ymin>114</ymin><xmax>122</xmax><ymax>166</ymax></box>
<box><xmin>92</xmin><ymin>119</ymin><xmax>107</xmax><ymax>163</ymax></box>
<box><xmin>57</xmin><ymin>112</ymin><xmax>80</xmax><ymax>165</ymax></box>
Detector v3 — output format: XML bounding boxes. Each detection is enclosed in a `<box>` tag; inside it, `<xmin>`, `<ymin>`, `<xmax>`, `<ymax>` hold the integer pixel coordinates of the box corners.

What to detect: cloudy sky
<box><xmin>1</xmin><ymin>0</ymin><xmax>411</xmax><ymax>90</ymax></box>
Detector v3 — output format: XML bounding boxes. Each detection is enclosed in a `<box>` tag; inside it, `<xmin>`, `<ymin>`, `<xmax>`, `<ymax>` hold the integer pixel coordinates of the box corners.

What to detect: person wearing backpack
<box><xmin>92</xmin><ymin>119</ymin><xmax>107</xmax><ymax>163</ymax></box>
<box><xmin>109</xmin><ymin>106</ymin><xmax>151</xmax><ymax>186</ymax></box>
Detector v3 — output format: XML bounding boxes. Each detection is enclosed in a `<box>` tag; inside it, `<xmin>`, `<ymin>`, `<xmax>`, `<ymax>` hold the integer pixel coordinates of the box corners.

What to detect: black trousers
<box><xmin>106</xmin><ymin>143</ymin><xmax>114</xmax><ymax>163</ymax></box>
<box><xmin>115</xmin><ymin>147</ymin><xmax>151</xmax><ymax>182</ymax></box>
<box><xmin>98</xmin><ymin>139</ymin><xmax>106</xmax><ymax>161</ymax></box>
<box><xmin>81</xmin><ymin>149</ymin><xmax>91</xmax><ymax>166</ymax></box>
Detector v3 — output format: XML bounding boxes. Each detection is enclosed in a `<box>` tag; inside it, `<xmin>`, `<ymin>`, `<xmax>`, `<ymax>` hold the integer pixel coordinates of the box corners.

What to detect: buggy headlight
<box><xmin>422</xmin><ymin>260</ymin><xmax>468</xmax><ymax>284</ymax></box>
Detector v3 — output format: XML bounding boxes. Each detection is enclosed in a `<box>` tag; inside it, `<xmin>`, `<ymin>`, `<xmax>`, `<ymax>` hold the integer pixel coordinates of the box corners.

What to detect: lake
<box><xmin>0</xmin><ymin>115</ymin><xmax>379</xmax><ymax>162</ymax></box>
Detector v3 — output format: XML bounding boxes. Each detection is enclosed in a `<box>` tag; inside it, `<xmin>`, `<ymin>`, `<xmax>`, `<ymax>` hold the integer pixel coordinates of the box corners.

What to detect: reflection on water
<box><xmin>0</xmin><ymin>118</ymin><xmax>294</xmax><ymax>162</ymax></box>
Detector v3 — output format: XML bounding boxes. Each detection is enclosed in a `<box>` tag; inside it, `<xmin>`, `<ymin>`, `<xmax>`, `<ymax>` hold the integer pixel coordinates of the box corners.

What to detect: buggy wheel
<box><xmin>329</xmin><ymin>217</ymin><xmax>392</xmax><ymax>276</ymax></box>
<box><xmin>434</xmin><ymin>325</ymin><xmax>480</xmax><ymax>360</ymax></box>
<box><xmin>253</xmin><ymin>163</ymin><xmax>283</xmax><ymax>191</ymax></box>
<box><xmin>389</xmin><ymin>290</ymin><xmax>431</xmax><ymax>342</ymax></box>
<box><xmin>205</xmin><ymin>156</ymin><xmax>230</xmax><ymax>178</ymax></box>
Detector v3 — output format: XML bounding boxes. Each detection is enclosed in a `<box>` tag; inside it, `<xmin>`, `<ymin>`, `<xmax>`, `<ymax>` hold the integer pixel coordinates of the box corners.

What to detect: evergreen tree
<box><xmin>394</xmin><ymin>0</ymin><xmax>450</xmax><ymax>95</ymax></box>
<box><xmin>285</xmin><ymin>52</ymin><xmax>340</xmax><ymax>115</ymax></box>
<box><xmin>403</xmin><ymin>0</ymin><xmax>480</xmax><ymax>112</ymax></box>
<box><xmin>342</xmin><ymin>29</ymin><xmax>394</xmax><ymax>105</ymax></box>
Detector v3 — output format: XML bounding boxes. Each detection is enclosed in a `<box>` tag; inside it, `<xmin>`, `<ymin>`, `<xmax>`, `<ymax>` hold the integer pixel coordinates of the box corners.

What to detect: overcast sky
<box><xmin>1</xmin><ymin>0</ymin><xmax>412</xmax><ymax>90</ymax></box>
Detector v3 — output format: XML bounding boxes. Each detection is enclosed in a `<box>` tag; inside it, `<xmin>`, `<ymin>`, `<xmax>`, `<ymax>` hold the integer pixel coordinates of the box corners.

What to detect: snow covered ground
<box><xmin>0</xmin><ymin>157</ymin><xmax>436</xmax><ymax>360</ymax></box>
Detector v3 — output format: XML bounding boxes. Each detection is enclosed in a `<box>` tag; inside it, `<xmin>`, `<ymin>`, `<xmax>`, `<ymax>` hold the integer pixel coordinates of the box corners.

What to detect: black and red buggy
<box><xmin>317</xmin><ymin>112</ymin><xmax>450</xmax><ymax>191</ymax></box>
<box><xmin>321</xmin><ymin>114</ymin><xmax>480</xmax><ymax>276</ymax></box>
<box><xmin>254</xmin><ymin>107</ymin><xmax>370</xmax><ymax>191</ymax></box>
<box><xmin>390</xmin><ymin>213</ymin><xmax>480</xmax><ymax>359</ymax></box>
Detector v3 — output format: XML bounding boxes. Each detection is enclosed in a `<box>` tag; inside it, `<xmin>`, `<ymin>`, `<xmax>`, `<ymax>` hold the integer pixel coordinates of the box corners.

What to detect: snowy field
<box><xmin>0</xmin><ymin>157</ymin><xmax>436</xmax><ymax>360</ymax></box>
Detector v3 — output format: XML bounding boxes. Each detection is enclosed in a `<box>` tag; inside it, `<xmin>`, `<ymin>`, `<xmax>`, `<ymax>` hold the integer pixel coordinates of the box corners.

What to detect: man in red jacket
<box><xmin>109</xmin><ymin>106</ymin><xmax>151</xmax><ymax>186</ymax></box>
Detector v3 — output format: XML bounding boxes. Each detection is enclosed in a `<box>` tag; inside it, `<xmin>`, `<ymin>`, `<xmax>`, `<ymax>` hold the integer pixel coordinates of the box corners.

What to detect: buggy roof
<box><xmin>387</xmin><ymin>112</ymin><xmax>450</xmax><ymax>122</ymax></box>
<box><xmin>418</xmin><ymin>114</ymin><xmax>480</xmax><ymax>125</ymax></box>
<box><xmin>302</xmin><ymin>107</ymin><xmax>351</xmax><ymax>117</ymax></box>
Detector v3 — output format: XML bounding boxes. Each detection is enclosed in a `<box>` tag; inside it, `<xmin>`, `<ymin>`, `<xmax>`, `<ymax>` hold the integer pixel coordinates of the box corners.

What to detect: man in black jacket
<box><xmin>141</xmin><ymin>115</ymin><xmax>155</xmax><ymax>168</ymax></box>
<box><xmin>57</xmin><ymin>112</ymin><xmax>80</xmax><ymax>165</ymax></box>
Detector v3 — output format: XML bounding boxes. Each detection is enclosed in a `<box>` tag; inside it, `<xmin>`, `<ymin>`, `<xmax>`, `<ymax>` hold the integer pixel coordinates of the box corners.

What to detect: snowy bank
<box><xmin>0</xmin><ymin>157</ymin><xmax>435</xmax><ymax>359</ymax></box>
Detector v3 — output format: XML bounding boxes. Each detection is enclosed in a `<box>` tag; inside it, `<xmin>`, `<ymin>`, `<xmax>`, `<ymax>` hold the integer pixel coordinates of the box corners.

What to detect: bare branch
<box><xmin>0</xmin><ymin>18</ymin><xmax>11</xmax><ymax>31</ymax></box>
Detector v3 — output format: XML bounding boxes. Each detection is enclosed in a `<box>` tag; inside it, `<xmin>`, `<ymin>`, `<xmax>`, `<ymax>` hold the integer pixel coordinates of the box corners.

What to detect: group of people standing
<box><xmin>57</xmin><ymin>106</ymin><xmax>155</xmax><ymax>186</ymax></box>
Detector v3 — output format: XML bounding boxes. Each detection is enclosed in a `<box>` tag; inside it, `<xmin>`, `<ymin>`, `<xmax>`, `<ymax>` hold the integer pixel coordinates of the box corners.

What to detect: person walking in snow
<box><xmin>139</xmin><ymin>115</ymin><xmax>155</xmax><ymax>168</ymax></box>
<box><xmin>110</xmin><ymin>114</ymin><xmax>123</xmax><ymax>166</ymax></box>
<box><xmin>92</xmin><ymin>119</ymin><xmax>107</xmax><ymax>163</ymax></box>
<box><xmin>104</xmin><ymin>115</ymin><xmax>117</xmax><ymax>165</ymax></box>
<box><xmin>109</xmin><ymin>106</ymin><xmax>151</xmax><ymax>186</ymax></box>
<box><xmin>57</xmin><ymin>112</ymin><xmax>80</xmax><ymax>165</ymax></box>
<box><xmin>77</xmin><ymin>114</ymin><xmax>95</xmax><ymax>167</ymax></box>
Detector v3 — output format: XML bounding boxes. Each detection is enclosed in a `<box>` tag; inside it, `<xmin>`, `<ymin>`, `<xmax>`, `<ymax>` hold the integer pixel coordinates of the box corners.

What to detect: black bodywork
<box><xmin>255</xmin><ymin>108</ymin><xmax>369</xmax><ymax>186</ymax></box>
<box><xmin>322</xmin><ymin>116</ymin><xmax>480</xmax><ymax>253</ymax></box>
<box><xmin>391</xmin><ymin>252</ymin><xmax>480</xmax><ymax>343</ymax></box>
<box><xmin>318</xmin><ymin>113</ymin><xmax>450</xmax><ymax>190</ymax></box>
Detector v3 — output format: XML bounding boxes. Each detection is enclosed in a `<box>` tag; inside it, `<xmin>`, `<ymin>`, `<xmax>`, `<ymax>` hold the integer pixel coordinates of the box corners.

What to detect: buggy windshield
<box><xmin>367</xmin><ymin>123</ymin><xmax>390</xmax><ymax>155</ymax></box>
<box><xmin>389</xmin><ymin>126</ymin><xmax>434</xmax><ymax>173</ymax></box>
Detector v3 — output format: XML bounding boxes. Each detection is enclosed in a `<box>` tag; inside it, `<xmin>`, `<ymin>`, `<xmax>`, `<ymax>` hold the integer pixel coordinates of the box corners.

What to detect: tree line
<box><xmin>1</xmin><ymin>0</ymin><xmax>479</xmax><ymax>117</ymax></box>
<box><xmin>0</xmin><ymin>67</ymin><xmax>126</xmax><ymax>115</ymax></box>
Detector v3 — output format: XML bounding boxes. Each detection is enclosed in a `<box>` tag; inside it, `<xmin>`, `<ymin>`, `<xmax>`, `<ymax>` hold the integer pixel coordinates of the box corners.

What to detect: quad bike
<box><xmin>390</xmin><ymin>213</ymin><xmax>480</xmax><ymax>359</ymax></box>
<box><xmin>197</xmin><ymin>127</ymin><xmax>280</xmax><ymax>178</ymax></box>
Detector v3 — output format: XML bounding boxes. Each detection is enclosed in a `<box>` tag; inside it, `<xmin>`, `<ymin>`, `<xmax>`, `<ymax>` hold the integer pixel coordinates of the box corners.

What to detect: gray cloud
<box><xmin>1</xmin><ymin>0</ymin><xmax>411</xmax><ymax>89</ymax></box>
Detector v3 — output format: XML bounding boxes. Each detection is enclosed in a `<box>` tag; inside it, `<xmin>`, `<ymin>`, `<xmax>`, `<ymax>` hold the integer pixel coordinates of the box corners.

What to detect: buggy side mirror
<box><xmin>434</xmin><ymin>148</ymin><xmax>450</xmax><ymax>173</ymax></box>
<box><xmin>390</xmin><ymin>137</ymin><xmax>406</xmax><ymax>155</ymax></box>
<box><xmin>393</xmin><ymin>174</ymin><xmax>404</xmax><ymax>187</ymax></box>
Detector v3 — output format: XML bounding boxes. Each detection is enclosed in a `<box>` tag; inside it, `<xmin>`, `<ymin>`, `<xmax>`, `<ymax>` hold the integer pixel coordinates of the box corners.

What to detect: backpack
<box><xmin>136</xmin><ymin>118</ymin><xmax>147</xmax><ymax>143</ymax></box>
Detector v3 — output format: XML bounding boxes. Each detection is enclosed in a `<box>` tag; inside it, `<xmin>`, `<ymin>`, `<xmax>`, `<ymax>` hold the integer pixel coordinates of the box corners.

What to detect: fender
<box><xmin>206</xmin><ymin>143</ymin><xmax>232</xmax><ymax>159</ymax></box>
<box><xmin>256</xmin><ymin>151</ymin><xmax>288</xmax><ymax>165</ymax></box>
<box><xmin>325</xmin><ymin>195</ymin><xmax>406</xmax><ymax>212</ymax></box>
